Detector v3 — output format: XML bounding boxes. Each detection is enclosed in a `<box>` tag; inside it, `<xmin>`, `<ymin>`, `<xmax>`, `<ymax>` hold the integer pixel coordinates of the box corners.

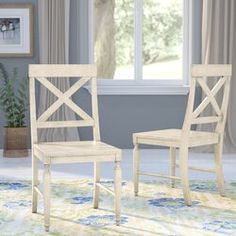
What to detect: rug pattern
<box><xmin>0</xmin><ymin>179</ymin><xmax>236</xmax><ymax>236</ymax></box>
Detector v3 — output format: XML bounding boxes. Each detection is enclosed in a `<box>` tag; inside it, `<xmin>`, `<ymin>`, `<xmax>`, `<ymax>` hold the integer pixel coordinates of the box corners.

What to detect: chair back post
<box><xmin>28</xmin><ymin>64</ymin><xmax>99</xmax><ymax>143</ymax></box>
<box><xmin>91</xmin><ymin>76</ymin><xmax>101</xmax><ymax>141</ymax></box>
<box><xmin>215</xmin><ymin>74</ymin><xmax>231</xmax><ymax>135</ymax></box>
<box><xmin>182</xmin><ymin>76</ymin><xmax>196</xmax><ymax>135</ymax></box>
<box><xmin>29</xmin><ymin>76</ymin><xmax>38</xmax><ymax>146</ymax></box>
<box><xmin>182</xmin><ymin>64</ymin><xmax>232</xmax><ymax>136</ymax></box>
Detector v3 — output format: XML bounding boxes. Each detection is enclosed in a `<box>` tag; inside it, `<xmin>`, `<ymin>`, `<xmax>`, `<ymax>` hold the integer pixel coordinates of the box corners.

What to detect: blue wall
<box><xmin>0</xmin><ymin>0</ymin><xmax>38</xmax><ymax>148</ymax></box>
<box><xmin>72</xmin><ymin>0</ymin><xmax>202</xmax><ymax>149</ymax></box>
<box><xmin>0</xmin><ymin>0</ymin><xmax>202</xmax><ymax>149</ymax></box>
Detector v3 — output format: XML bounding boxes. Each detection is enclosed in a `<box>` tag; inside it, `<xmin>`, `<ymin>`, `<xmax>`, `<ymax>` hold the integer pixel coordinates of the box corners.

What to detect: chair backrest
<box><xmin>28</xmin><ymin>64</ymin><xmax>100</xmax><ymax>144</ymax></box>
<box><xmin>182</xmin><ymin>64</ymin><xmax>232</xmax><ymax>135</ymax></box>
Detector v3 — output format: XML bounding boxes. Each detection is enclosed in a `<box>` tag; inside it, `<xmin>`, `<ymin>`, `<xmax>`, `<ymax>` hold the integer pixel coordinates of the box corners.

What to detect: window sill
<box><xmin>85</xmin><ymin>83</ymin><xmax>190</xmax><ymax>95</ymax></box>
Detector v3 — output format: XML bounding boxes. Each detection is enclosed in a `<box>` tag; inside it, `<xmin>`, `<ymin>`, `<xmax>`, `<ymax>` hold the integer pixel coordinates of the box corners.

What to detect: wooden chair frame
<box><xmin>29</xmin><ymin>64</ymin><xmax>122</xmax><ymax>231</ymax></box>
<box><xmin>133</xmin><ymin>64</ymin><xmax>232</xmax><ymax>206</ymax></box>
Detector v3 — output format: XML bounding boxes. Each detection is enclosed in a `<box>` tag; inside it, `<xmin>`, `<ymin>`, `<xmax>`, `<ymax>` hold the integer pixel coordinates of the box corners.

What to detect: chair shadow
<box><xmin>35</xmin><ymin>212</ymin><xmax>175</xmax><ymax>236</ymax></box>
<box><xmin>137</xmin><ymin>182</ymin><xmax>236</xmax><ymax>212</ymax></box>
<box><xmin>35</xmin><ymin>211</ymin><xmax>158</xmax><ymax>235</ymax></box>
<box><xmin>35</xmin><ymin>201</ymin><xmax>216</xmax><ymax>235</ymax></box>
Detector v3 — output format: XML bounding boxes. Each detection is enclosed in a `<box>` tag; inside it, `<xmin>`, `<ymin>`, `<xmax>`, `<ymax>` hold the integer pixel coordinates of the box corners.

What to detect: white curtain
<box><xmin>200</xmin><ymin>0</ymin><xmax>236</xmax><ymax>152</ymax></box>
<box><xmin>38</xmin><ymin>0</ymin><xmax>79</xmax><ymax>142</ymax></box>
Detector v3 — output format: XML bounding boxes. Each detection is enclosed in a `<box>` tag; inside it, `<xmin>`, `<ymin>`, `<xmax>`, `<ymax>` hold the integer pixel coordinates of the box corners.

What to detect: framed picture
<box><xmin>0</xmin><ymin>4</ymin><xmax>33</xmax><ymax>57</ymax></box>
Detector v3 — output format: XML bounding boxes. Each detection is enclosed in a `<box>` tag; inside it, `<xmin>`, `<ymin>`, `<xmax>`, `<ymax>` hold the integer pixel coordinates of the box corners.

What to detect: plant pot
<box><xmin>3</xmin><ymin>127</ymin><xmax>28</xmax><ymax>158</ymax></box>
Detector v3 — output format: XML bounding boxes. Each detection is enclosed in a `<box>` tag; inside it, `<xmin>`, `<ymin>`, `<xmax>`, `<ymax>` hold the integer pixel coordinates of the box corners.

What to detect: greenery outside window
<box><xmin>88</xmin><ymin>0</ymin><xmax>192</xmax><ymax>94</ymax></box>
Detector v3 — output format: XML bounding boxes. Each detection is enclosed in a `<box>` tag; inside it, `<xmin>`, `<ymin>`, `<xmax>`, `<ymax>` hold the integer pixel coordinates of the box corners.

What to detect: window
<box><xmin>88</xmin><ymin>0</ymin><xmax>192</xmax><ymax>94</ymax></box>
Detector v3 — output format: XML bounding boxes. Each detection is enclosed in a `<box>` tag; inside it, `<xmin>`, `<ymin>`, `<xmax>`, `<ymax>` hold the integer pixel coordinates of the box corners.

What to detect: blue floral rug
<box><xmin>0</xmin><ymin>179</ymin><xmax>236</xmax><ymax>235</ymax></box>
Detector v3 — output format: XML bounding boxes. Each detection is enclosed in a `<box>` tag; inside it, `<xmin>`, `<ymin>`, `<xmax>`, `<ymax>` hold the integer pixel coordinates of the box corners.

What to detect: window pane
<box><xmin>94</xmin><ymin>0</ymin><xmax>134</xmax><ymax>80</ymax></box>
<box><xmin>143</xmin><ymin>0</ymin><xmax>183</xmax><ymax>80</ymax></box>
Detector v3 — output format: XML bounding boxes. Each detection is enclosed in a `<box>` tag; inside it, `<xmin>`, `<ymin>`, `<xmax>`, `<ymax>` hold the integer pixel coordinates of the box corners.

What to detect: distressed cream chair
<box><xmin>133</xmin><ymin>64</ymin><xmax>232</xmax><ymax>206</ymax></box>
<box><xmin>29</xmin><ymin>64</ymin><xmax>122</xmax><ymax>231</ymax></box>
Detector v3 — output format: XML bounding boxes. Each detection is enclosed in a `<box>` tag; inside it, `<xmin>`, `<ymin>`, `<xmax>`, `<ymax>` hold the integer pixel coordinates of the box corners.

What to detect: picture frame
<box><xmin>0</xmin><ymin>4</ymin><xmax>33</xmax><ymax>57</ymax></box>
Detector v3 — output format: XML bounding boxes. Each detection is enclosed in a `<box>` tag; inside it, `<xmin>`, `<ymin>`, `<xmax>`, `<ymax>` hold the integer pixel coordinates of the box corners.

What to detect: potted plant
<box><xmin>0</xmin><ymin>63</ymin><xmax>28</xmax><ymax>157</ymax></box>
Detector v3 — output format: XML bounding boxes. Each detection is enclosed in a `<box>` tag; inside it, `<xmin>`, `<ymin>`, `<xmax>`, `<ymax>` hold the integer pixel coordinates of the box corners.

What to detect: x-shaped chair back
<box><xmin>28</xmin><ymin>64</ymin><xmax>100</xmax><ymax>144</ymax></box>
<box><xmin>183</xmin><ymin>64</ymin><xmax>232</xmax><ymax>134</ymax></box>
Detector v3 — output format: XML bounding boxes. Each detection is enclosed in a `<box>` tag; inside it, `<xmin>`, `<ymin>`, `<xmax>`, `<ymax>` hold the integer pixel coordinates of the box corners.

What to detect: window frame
<box><xmin>87</xmin><ymin>0</ymin><xmax>192</xmax><ymax>95</ymax></box>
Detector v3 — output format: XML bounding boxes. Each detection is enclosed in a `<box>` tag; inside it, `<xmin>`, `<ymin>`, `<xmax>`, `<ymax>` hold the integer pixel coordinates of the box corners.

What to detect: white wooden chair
<box><xmin>29</xmin><ymin>64</ymin><xmax>122</xmax><ymax>231</ymax></box>
<box><xmin>133</xmin><ymin>64</ymin><xmax>232</xmax><ymax>206</ymax></box>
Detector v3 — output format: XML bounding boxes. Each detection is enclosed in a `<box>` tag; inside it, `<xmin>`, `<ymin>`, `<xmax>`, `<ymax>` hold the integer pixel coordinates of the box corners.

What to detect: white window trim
<box><xmin>86</xmin><ymin>0</ymin><xmax>192</xmax><ymax>95</ymax></box>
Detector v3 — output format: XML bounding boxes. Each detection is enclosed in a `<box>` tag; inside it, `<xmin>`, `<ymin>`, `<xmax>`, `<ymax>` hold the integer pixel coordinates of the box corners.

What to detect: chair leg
<box><xmin>133</xmin><ymin>144</ymin><xmax>140</xmax><ymax>196</ymax></box>
<box><xmin>43</xmin><ymin>164</ymin><xmax>51</xmax><ymax>232</ymax></box>
<box><xmin>214</xmin><ymin>141</ymin><xmax>225</xmax><ymax>196</ymax></box>
<box><xmin>179</xmin><ymin>147</ymin><xmax>192</xmax><ymax>206</ymax></box>
<box><xmin>93</xmin><ymin>161</ymin><xmax>101</xmax><ymax>209</ymax></box>
<box><xmin>32</xmin><ymin>154</ymin><xmax>39</xmax><ymax>213</ymax></box>
<box><xmin>114</xmin><ymin>161</ymin><xmax>121</xmax><ymax>226</ymax></box>
<box><xmin>170</xmin><ymin>147</ymin><xmax>176</xmax><ymax>188</ymax></box>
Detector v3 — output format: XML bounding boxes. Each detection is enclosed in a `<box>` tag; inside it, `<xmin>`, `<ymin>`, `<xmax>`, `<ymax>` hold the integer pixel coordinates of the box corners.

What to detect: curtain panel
<box><xmin>38</xmin><ymin>0</ymin><xmax>79</xmax><ymax>142</ymax></box>
<box><xmin>200</xmin><ymin>0</ymin><xmax>236</xmax><ymax>152</ymax></box>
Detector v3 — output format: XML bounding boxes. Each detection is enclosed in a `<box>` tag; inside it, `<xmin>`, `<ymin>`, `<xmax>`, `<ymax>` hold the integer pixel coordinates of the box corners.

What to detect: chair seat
<box><xmin>34</xmin><ymin>141</ymin><xmax>122</xmax><ymax>164</ymax></box>
<box><xmin>133</xmin><ymin>129</ymin><xmax>219</xmax><ymax>147</ymax></box>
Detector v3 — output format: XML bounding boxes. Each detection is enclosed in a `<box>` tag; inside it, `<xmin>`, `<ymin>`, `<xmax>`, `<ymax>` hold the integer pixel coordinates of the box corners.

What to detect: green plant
<box><xmin>0</xmin><ymin>63</ymin><xmax>28</xmax><ymax>127</ymax></box>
